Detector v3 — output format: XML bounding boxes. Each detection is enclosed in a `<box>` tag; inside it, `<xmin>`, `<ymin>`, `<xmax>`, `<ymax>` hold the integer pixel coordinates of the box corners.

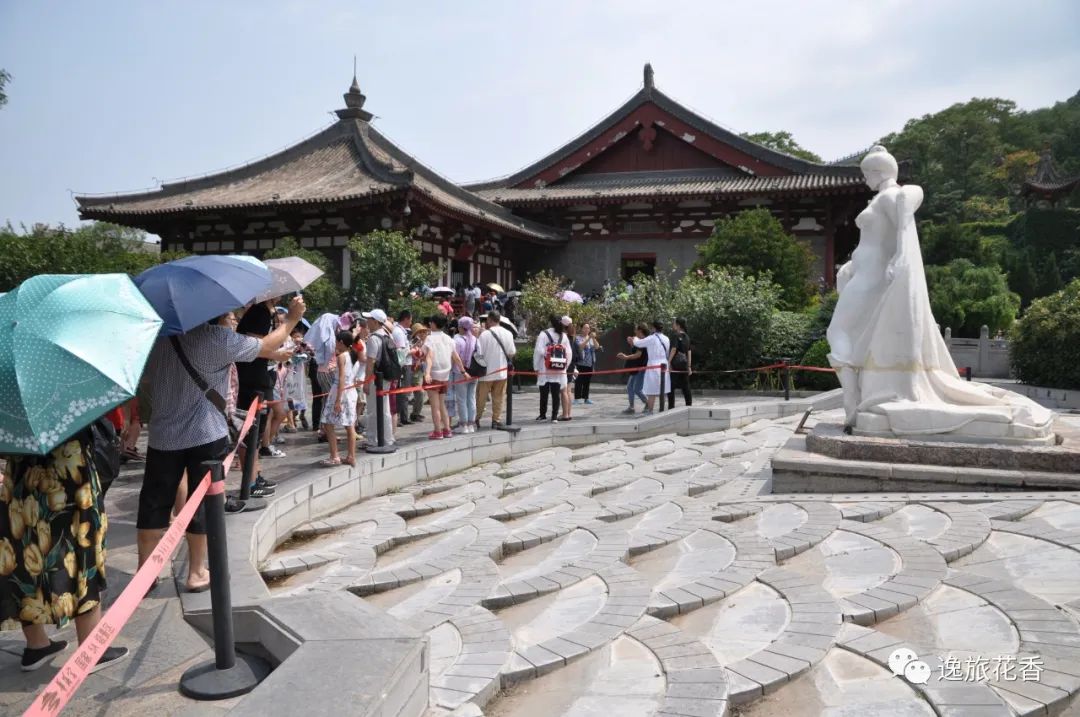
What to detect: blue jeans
<box><xmin>627</xmin><ymin>371</ymin><xmax>647</xmax><ymax>407</ymax></box>
<box><xmin>453</xmin><ymin>374</ymin><xmax>477</xmax><ymax>424</ymax></box>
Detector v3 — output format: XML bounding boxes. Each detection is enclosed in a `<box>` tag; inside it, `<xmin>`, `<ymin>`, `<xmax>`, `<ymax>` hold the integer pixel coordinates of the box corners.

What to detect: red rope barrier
<box><xmin>25</xmin><ymin>398</ymin><xmax>263</xmax><ymax>717</ymax></box>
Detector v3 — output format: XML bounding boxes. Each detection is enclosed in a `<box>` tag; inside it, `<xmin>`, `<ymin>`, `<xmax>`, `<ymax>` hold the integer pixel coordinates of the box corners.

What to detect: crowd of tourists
<box><xmin>0</xmin><ymin>269</ymin><xmax>692</xmax><ymax>679</ymax></box>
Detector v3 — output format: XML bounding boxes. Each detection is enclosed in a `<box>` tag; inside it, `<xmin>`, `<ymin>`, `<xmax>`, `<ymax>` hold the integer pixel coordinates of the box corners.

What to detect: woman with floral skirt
<box><xmin>0</xmin><ymin>431</ymin><xmax>129</xmax><ymax>672</ymax></box>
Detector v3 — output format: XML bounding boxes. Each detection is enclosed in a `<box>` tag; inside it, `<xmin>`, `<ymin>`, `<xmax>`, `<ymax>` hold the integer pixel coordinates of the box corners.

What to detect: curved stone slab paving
<box><xmin>242</xmin><ymin>407</ymin><xmax>1080</xmax><ymax>717</ymax></box>
<box><xmin>837</xmin><ymin>520</ymin><xmax>949</xmax><ymax>625</ymax></box>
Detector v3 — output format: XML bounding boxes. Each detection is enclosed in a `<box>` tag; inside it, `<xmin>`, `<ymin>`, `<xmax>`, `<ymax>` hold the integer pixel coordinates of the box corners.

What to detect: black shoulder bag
<box><xmin>169</xmin><ymin>336</ymin><xmax>241</xmax><ymax>447</ymax></box>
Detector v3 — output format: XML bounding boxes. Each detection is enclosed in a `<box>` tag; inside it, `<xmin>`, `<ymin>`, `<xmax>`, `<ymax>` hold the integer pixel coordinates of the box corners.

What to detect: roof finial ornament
<box><xmin>643</xmin><ymin>62</ymin><xmax>655</xmax><ymax>92</ymax></box>
<box><xmin>337</xmin><ymin>62</ymin><xmax>373</xmax><ymax>122</ymax></box>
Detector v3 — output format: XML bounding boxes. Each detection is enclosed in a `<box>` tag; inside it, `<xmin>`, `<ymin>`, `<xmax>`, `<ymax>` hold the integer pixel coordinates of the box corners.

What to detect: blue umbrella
<box><xmin>135</xmin><ymin>255</ymin><xmax>272</xmax><ymax>335</ymax></box>
<box><xmin>0</xmin><ymin>274</ymin><xmax>162</xmax><ymax>455</ymax></box>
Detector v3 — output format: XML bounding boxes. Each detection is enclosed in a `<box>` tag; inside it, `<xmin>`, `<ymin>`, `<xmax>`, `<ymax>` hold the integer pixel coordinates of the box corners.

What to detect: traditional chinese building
<box><xmin>470</xmin><ymin>65</ymin><xmax>871</xmax><ymax>291</ymax></box>
<box><xmin>76</xmin><ymin>77</ymin><xmax>562</xmax><ymax>292</ymax></box>
<box><xmin>77</xmin><ymin>65</ymin><xmax>872</xmax><ymax>293</ymax></box>
<box><xmin>1021</xmin><ymin>147</ymin><xmax>1080</xmax><ymax>208</ymax></box>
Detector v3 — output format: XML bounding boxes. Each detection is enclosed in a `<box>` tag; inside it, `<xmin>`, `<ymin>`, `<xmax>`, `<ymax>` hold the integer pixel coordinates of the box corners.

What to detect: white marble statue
<box><xmin>826</xmin><ymin>145</ymin><xmax>1054</xmax><ymax>441</ymax></box>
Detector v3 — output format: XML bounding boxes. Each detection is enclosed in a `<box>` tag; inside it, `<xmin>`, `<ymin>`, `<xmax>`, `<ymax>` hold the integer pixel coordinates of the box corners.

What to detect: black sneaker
<box><xmin>255</xmin><ymin>474</ymin><xmax>277</xmax><ymax>489</ymax></box>
<box><xmin>299</xmin><ymin>415</ymin><xmax>309</xmax><ymax>430</ymax></box>
<box><xmin>89</xmin><ymin>646</ymin><xmax>129</xmax><ymax>674</ymax></box>
<box><xmin>535</xmin><ymin>415</ymin><xmax>547</xmax><ymax>422</ymax></box>
<box><xmin>224</xmin><ymin>496</ymin><xmax>246</xmax><ymax>514</ymax></box>
<box><xmin>250</xmin><ymin>480</ymin><xmax>275</xmax><ymax>498</ymax></box>
<box><xmin>21</xmin><ymin>640</ymin><xmax>68</xmax><ymax>671</ymax></box>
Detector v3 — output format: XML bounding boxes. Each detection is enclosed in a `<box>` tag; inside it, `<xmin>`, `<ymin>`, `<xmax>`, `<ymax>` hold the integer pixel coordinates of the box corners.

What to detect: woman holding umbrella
<box><xmin>0</xmin><ymin>274</ymin><xmax>164</xmax><ymax>673</ymax></box>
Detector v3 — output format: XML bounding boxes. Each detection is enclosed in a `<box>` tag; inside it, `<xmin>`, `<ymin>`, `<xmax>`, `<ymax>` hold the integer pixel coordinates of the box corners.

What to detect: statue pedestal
<box><xmin>770</xmin><ymin>420</ymin><xmax>1080</xmax><ymax>493</ymax></box>
<box><xmin>854</xmin><ymin>412</ymin><xmax>1057</xmax><ymax>446</ymax></box>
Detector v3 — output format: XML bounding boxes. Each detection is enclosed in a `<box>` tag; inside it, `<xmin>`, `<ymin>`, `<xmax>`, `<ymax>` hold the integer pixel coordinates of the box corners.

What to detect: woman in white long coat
<box><xmin>633</xmin><ymin>321</ymin><xmax>671</xmax><ymax>414</ymax></box>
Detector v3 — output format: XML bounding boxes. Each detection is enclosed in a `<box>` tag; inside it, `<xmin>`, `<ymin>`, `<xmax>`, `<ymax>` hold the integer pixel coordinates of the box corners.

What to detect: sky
<box><xmin>1</xmin><ymin>0</ymin><xmax>1078</xmax><ymax>232</ymax></box>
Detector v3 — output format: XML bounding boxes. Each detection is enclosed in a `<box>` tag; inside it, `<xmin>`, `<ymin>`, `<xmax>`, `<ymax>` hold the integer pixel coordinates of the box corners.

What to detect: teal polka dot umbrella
<box><xmin>0</xmin><ymin>274</ymin><xmax>163</xmax><ymax>455</ymax></box>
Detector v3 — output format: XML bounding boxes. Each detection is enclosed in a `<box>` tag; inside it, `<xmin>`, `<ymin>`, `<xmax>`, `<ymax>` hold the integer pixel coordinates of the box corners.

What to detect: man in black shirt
<box><xmin>236</xmin><ymin>300</ymin><xmax>287</xmax><ymax>495</ymax></box>
<box><xmin>667</xmin><ymin>317</ymin><xmax>692</xmax><ymax>408</ymax></box>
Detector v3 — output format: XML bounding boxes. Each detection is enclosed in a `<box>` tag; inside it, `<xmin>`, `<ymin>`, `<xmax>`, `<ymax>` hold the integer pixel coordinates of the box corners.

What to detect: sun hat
<box><xmin>361</xmin><ymin>309</ymin><xmax>388</xmax><ymax>323</ymax></box>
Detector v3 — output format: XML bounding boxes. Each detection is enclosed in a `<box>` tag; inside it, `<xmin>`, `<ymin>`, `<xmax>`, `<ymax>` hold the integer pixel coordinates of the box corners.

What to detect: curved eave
<box><xmin>77</xmin><ymin>186</ymin><xmax>408</xmax><ymax>221</ymax></box>
<box><xmin>482</xmin><ymin>183</ymin><xmax>870</xmax><ymax>209</ymax></box>
<box><xmin>408</xmin><ymin>191</ymin><xmax>566</xmax><ymax>245</ymax></box>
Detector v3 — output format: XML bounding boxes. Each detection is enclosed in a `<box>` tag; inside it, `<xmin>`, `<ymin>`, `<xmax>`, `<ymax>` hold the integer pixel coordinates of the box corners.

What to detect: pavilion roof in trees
<box><xmin>76</xmin><ymin>78</ymin><xmax>564</xmax><ymax>245</ymax></box>
<box><xmin>468</xmin><ymin>64</ymin><xmax>868</xmax><ymax>207</ymax></box>
<box><xmin>1022</xmin><ymin>147</ymin><xmax>1080</xmax><ymax>198</ymax></box>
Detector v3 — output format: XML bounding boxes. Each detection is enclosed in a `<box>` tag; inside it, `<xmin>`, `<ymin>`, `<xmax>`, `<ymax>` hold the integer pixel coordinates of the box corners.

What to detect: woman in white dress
<box><xmin>827</xmin><ymin>145</ymin><xmax>1052</xmax><ymax>438</ymax></box>
<box><xmin>633</xmin><ymin>321</ymin><xmax>671</xmax><ymax>414</ymax></box>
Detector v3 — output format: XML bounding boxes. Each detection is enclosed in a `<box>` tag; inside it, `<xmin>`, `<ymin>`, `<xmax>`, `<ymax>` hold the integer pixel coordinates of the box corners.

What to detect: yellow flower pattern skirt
<box><xmin>0</xmin><ymin>435</ymin><xmax>107</xmax><ymax>630</ymax></box>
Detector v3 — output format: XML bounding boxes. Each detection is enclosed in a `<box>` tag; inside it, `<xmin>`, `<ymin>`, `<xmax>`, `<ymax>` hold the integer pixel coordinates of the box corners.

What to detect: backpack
<box><xmin>375</xmin><ymin>332</ymin><xmax>404</xmax><ymax>382</ymax></box>
<box><xmin>88</xmin><ymin>417</ymin><xmax>121</xmax><ymax>497</ymax></box>
<box><xmin>544</xmin><ymin>330</ymin><xmax>569</xmax><ymax>371</ymax></box>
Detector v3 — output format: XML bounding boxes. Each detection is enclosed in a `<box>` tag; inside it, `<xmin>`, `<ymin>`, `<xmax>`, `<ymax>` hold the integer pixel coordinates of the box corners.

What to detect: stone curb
<box><xmin>917</xmin><ymin>501</ymin><xmax>993</xmax><ymax>562</ymax></box>
<box><xmin>430</xmin><ymin>606</ymin><xmax>513</xmax><ymax>711</ymax></box>
<box><xmin>719</xmin><ymin>566</ymin><xmax>842</xmax><ymax>705</ymax></box>
<box><xmin>501</xmin><ymin>495</ymin><xmax>601</xmax><ymax>555</ymax></box>
<box><xmin>836</xmin><ymin>622</ymin><xmax>1013</xmax><ymax>716</ymax></box>
<box><xmin>484</xmin><ymin>520</ymin><xmax>629</xmax><ymax>609</ymax></box>
<box><xmin>627</xmin><ymin>615</ymin><xmax>729</xmax><ymax>717</ymax></box>
<box><xmin>836</xmin><ymin>520</ymin><xmax>947</xmax><ymax>625</ymax></box>
<box><xmin>500</xmin><ymin>562</ymin><xmax>650</xmax><ymax>686</ymax></box>
<box><xmin>647</xmin><ymin>522</ymin><xmax>775</xmax><ymax>619</ymax></box>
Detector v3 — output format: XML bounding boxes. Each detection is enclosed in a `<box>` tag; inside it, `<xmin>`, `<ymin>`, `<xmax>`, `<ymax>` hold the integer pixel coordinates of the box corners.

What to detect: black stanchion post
<box><xmin>498</xmin><ymin>369</ymin><xmax>521</xmax><ymax>433</ymax></box>
<box><xmin>366</xmin><ymin>375</ymin><xmax>397</xmax><ymax>454</ymax></box>
<box><xmin>180</xmin><ymin>461</ymin><xmax>270</xmax><ymax>700</ymax></box>
<box><xmin>782</xmin><ymin>361</ymin><xmax>791</xmax><ymax>401</ymax></box>
<box><xmin>966</xmin><ymin>366</ymin><xmax>972</xmax><ymax>382</ymax></box>
<box><xmin>659</xmin><ymin>365</ymin><xmax>667</xmax><ymax>413</ymax></box>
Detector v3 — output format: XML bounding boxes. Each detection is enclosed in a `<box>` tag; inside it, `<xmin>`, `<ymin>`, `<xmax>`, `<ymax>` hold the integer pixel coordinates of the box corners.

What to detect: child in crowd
<box><xmin>320</xmin><ymin>330</ymin><xmax>359</xmax><ymax>466</ymax></box>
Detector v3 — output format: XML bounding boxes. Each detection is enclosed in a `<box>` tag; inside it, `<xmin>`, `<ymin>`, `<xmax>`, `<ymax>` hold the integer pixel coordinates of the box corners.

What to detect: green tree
<box><xmin>925</xmin><ymin>259</ymin><xmax>1020</xmax><ymax>337</ymax></box>
<box><xmin>347</xmin><ymin>230</ymin><xmax>438</xmax><ymax>309</ymax></box>
<box><xmin>263</xmin><ymin>237</ymin><xmax>342</xmax><ymax>316</ymax></box>
<box><xmin>0</xmin><ymin>69</ymin><xmax>10</xmax><ymax>109</ymax></box>
<box><xmin>919</xmin><ymin>221</ymin><xmax>984</xmax><ymax>266</ymax></box>
<box><xmin>697</xmin><ymin>208</ymin><xmax>815</xmax><ymax>310</ymax></box>
<box><xmin>881</xmin><ymin>98</ymin><xmax>1018</xmax><ymax>220</ymax></box>
<box><xmin>0</xmin><ymin>221</ymin><xmax>173</xmax><ymax>290</ymax></box>
<box><xmin>1004</xmin><ymin>248</ymin><xmax>1039</xmax><ymax>307</ymax></box>
<box><xmin>739</xmin><ymin>131</ymin><xmax>822</xmax><ymax>162</ymax></box>
<box><xmin>519</xmin><ymin>270</ymin><xmax>610</xmax><ymax>334</ymax></box>
<box><xmin>1010</xmin><ymin>278</ymin><xmax>1080</xmax><ymax>390</ymax></box>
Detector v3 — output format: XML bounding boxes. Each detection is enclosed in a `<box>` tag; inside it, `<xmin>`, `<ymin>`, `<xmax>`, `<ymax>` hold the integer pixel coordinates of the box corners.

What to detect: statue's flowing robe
<box><xmin>834</xmin><ymin>185</ymin><xmax>1052</xmax><ymax>436</ymax></box>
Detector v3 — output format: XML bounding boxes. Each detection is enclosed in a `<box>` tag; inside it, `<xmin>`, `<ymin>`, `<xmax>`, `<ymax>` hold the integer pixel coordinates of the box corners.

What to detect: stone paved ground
<box><xmin>265</xmin><ymin>408</ymin><xmax>1080</xmax><ymax>717</ymax></box>
<box><xmin>7</xmin><ymin>389</ymin><xmax>1080</xmax><ymax>716</ymax></box>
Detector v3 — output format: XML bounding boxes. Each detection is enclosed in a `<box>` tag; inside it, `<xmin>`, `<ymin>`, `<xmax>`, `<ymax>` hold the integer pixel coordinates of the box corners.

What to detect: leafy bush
<box><xmin>347</xmin><ymin>230</ymin><xmax>438</xmax><ymax>309</ymax></box>
<box><xmin>697</xmin><ymin>208</ymin><xmax>815</xmax><ymax>310</ymax></box>
<box><xmin>0</xmin><ymin>222</ymin><xmax>185</xmax><ymax>291</ymax></box>
<box><xmin>1010</xmin><ymin>278</ymin><xmax>1080</xmax><ymax>390</ymax></box>
<box><xmin>388</xmin><ymin>295</ymin><xmax>441</xmax><ymax>323</ymax></box>
<box><xmin>518</xmin><ymin>270</ymin><xmax>610</xmax><ymax>335</ymax></box>
<box><xmin>512</xmin><ymin>344</ymin><xmax>534</xmax><ymax>373</ymax></box>
<box><xmin>926</xmin><ymin>259</ymin><xmax>1020</xmax><ymax>337</ymax></box>
<box><xmin>797</xmin><ymin>339</ymin><xmax>840</xmax><ymax>391</ymax></box>
<box><xmin>762</xmin><ymin>311</ymin><xmax>814</xmax><ymax>360</ymax></box>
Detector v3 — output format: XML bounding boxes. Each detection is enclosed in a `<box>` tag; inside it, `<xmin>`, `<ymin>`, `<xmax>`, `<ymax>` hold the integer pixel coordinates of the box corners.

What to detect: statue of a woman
<box><xmin>827</xmin><ymin>146</ymin><xmax>1053</xmax><ymax>440</ymax></box>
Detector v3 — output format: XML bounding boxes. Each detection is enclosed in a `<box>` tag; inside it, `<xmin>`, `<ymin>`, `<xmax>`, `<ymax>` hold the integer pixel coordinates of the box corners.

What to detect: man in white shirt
<box><xmin>390</xmin><ymin>313</ymin><xmax>410</xmax><ymax>428</ymax></box>
<box><xmin>362</xmin><ymin>309</ymin><xmax>395</xmax><ymax>446</ymax></box>
<box><xmin>632</xmin><ymin>320</ymin><xmax>671</xmax><ymax>414</ymax></box>
<box><xmin>476</xmin><ymin>310</ymin><xmax>517</xmax><ymax>429</ymax></box>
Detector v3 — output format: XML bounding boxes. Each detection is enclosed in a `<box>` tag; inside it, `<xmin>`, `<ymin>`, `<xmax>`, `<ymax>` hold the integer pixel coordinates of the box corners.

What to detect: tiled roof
<box><xmin>466</xmin><ymin>78</ymin><xmax>863</xmax><ymax>192</ymax></box>
<box><xmin>77</xmin><ymin>118</ymin><xmax>564</xmax><ymax>244</ymax></box>
<box><xmin>476</xmin><ymin>169</ymin><xmax>868</xmax><ymax>205</ymax></box>
<box><xmin>1023</xmin><ymin>148</ymin><xmax>1080</xmax><ymax>194</ymax></box>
